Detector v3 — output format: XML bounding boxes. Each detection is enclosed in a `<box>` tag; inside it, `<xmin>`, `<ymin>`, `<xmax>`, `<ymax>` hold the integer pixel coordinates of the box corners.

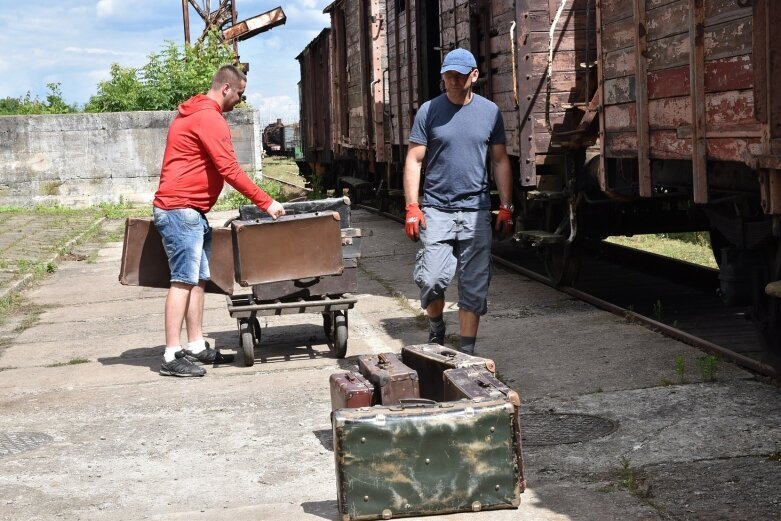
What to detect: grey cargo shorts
<box><xmin>413</xmin><ymin>207</ymin><xmax>493</xmax><ymax>315</ymax></box>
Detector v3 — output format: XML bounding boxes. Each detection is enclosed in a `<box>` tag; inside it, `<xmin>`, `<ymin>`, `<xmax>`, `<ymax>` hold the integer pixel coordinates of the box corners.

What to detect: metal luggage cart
<box><xmin>226</xmin><ymin>293</ymin><xmax>357</xmax><ymax>366</ymax></box>
<box><xmin>224</xmin><ymin>198</ymin><xmax>361</xmax><ymax>367</ymax></box>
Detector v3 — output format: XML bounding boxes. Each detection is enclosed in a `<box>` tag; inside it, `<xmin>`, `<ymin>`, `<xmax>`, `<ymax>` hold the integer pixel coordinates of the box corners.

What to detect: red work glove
<box><xmin>405</xmin><ymin>203</ymin><xmax>426</xmax><ymax>242</ymax></box>
<box><xmin>495</xmin><ymin>205</ymin><xmax>514</xmax><ymax>240</ymax></box>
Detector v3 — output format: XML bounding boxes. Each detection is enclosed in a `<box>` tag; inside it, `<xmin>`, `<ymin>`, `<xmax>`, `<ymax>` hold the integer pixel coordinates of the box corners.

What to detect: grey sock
<box><xmin>429</xmin><ymin>314</ymin><xmax>445</xmax><ymax>333</ymax></box>
<box><xmin>459</xmin><ymin>336</ymin><xmax>476</xmax><ymax>354</ymax></box>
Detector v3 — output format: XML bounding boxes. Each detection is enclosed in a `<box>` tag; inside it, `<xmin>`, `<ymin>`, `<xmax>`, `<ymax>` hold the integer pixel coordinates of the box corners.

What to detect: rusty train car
<box><xmin>297</xmin><ymin>0</ymin><xmax>781</xmax><ymax>362</ymax></box>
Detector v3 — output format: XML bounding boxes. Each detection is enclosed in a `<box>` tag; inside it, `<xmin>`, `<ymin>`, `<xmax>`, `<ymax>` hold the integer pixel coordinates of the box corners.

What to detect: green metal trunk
<box><xmin>332</xmin><ymin>398</ymin><xmax>522</xmax><ymax>520</ymax></box>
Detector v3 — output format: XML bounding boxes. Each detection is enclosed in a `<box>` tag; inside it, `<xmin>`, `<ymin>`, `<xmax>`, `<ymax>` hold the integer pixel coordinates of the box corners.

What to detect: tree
<box><xmin>0</xmin><ymin>83</ymin><xmax>78</xmax><ymax>115</ymax></box>
<box><xmin>85</xmin><ymin>30</ymin><xmax>236</xmax><ymax>112</ymax></box>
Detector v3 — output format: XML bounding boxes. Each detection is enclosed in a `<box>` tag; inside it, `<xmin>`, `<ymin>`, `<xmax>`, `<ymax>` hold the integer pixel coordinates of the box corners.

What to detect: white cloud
<box><xmin>63</xmin><ymin>46</ymin><xmax>135</xmax><ymax>57</ymax></box>
<box><xmin>96</xmin><ymin>0</ymin><xmax>117</xmax><ymax>18</ymax></box>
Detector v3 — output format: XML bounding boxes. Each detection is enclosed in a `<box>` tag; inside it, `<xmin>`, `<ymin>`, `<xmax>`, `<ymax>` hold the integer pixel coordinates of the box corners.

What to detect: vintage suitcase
<box><xmin>118</xmin><ymin>217</ymin><xmax>235</xmax><ymax>294</ymax></box>
<box><xmin>231</xmin><ymin>212</ymin><xmax>344</xmax><ymax>286</ymax></box>
<box><xmin>252</xmin><ymin>267</ymin><xmax>357</xmax><ymax>301</ymax></box>
<box><xmin>443</xmin><ymin>367</ymin><xmax>520</xmax><ymax>405</ymax></box>
<box><xmin>443</xmin><ymin>367</ymin><xmax>526</xmax><ymax>497</ymax></box>
<box><xmin>251</xmin><ymin>226</ymin><xmax>362</xmax><ymax>300</ymax></box>
<box><xmin>332</xmin><ymin>398</ymin><xmax>523</xmax><ymax>520</ymax></box>
<box><xmin>357</xmin><ymin>353</ymin><xmax>420</xmax><ymax>405</ymax></box>
<box><xmin>329</xmin><ymin>371</ymin><xmax>375</xmax><ymax>410</ymax></box>
<box><xmin>239</xmin><ymin>196</ymin><xmax>352</xmax><ymax>228</ymax></box>
<box><xmin>400</xmin><ymin>343</ymin><xmax>496</xmax><ymax>402</ymax></box>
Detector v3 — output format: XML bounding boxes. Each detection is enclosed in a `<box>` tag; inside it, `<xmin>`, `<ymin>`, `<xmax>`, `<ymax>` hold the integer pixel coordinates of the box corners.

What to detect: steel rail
<box><xmin>491</xmin><ymin>255</ymin><xmax>778</xmax><ymax>379</ymax></box>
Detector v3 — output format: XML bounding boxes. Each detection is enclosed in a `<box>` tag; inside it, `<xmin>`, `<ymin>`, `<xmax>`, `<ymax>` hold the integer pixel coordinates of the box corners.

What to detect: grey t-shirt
<box><xmin>409</xmin><ymin>93</ymin><xmax>505</xmax><ymax>210</ymax></box>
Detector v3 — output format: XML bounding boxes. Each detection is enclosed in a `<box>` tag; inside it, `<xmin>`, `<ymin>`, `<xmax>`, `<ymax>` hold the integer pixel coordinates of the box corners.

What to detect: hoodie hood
<box><xmin>177</xmin><ymin>94</ymin><xmax>220</xmax><ymax>117</ymax></box>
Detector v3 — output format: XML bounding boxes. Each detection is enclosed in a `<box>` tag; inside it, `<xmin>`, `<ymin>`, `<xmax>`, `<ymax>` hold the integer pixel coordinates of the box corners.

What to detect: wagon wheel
<box><xmin>542</xmin><ymin>199</ymin><xmax>581</xmax><ymax>286</ymax></box>
<box><xmin>331</xmin><ymin>310</ymin><xmax>348</xmax><ymax>359</ymax></box>
<box><xmin>252</xmin><ymin>316</ymin><xmax>262</xmax><ymax>343</ymax></box>
<box><xmin>754</xmin><ymin>240</ymin><xmax>781</xmax><ymax>373</ymax></box>
<box><xmin>239</xmin><ymin>319</ymin><xmax>255</xmax><ymax>367</ymax></box>
<box><xmin>322</xmin><ymin>312</ymin><xmax>333</xmax><ymax>337</ymax></box>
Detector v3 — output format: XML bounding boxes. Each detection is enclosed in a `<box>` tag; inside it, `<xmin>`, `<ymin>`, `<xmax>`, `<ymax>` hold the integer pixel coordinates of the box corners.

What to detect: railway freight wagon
<box><xmin>297</xmin><ymin>28</ymin><xmax>333</xmax><ymax>178</ymax></box>
<box><xmin>298</xmin><ymin>0</ymin><xmax>781</xmax><ymax>363</ymax></box>
<box><xmin>317</xmin><ymin>0</ymin><xmax>390</xmax><ymax>196</ymax></box>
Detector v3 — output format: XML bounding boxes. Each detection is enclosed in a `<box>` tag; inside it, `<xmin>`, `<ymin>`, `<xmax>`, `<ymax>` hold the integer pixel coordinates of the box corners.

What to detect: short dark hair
<box><xmin>211</xmin><ymin>65</ymin><xmax>246</xmax><ymax>90</ymax></box>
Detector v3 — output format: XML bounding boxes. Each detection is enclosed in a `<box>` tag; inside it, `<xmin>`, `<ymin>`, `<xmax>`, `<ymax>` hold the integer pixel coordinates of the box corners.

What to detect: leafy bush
<box><xmin>85</xmin><ymin>30</ymin><xmax>236</xmax><ymax>113</ymax></box>
<box><xmin>215</xmin><ymin>176</ymin><xmax>288</xmax><ymax>210</ymax></box>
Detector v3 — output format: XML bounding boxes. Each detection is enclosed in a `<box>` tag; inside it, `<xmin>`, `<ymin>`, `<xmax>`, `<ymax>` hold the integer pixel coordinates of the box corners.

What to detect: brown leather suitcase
<box><xmin>443</xmin><ymin>367</ymin><xmax>520</xmax><ymax>405</ymax></box>
<box><xmin>400</xmin><ymin>343</ymin><xmax>496</xmax><ymax>402</ymax></box>
<box><xmin>231</xmin><ymin>212</ymin><xmax>344</xmax><ymax>286</ymax></box>
<box><xmin>118</xmin><ymin>217</ymin><xmax>234</xmax><ymax>294</ymax></box>
<box><xmin>357</xmin><ymin>353</ymin><xmax>420</xmax><ymax>405</ymax></box>
<box><xmin>443</xmin><ymin>367</ymin><xmax>526</xmax><ymax>494</ymax></box>
<box><xmin>252</xmin><ymin>267</ymin><xmax>357</xmax><ymax>301</ymax></box>
<box><xmin>250</xmin><ymin>226</ymin><xmax>361</xmax><ymax>300</ymax></box>
<box><xmin>329</xmin><ymin>371</ymin><xmax>375</xmax><ymax>410</ymax></box>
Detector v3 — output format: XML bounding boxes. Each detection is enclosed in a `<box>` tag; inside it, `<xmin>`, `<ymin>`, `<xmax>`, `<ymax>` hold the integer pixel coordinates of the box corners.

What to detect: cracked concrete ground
<box><xmin>0</xmin><ymin>208</ymin><xmax>779</xmax><ymax>521</ymax></box>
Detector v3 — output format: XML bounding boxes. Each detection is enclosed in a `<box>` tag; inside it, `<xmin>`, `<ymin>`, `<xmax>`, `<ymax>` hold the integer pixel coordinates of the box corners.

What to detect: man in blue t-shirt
<box><xmin>403</xmin><ymin>48</ymin><xmax>514</xmax><ymax>355</ymax></box>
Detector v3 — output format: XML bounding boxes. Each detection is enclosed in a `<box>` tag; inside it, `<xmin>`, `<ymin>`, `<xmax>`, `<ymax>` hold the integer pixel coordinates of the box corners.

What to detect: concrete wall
<box><xmin>0</xmin><ymin>109</ymin><xmax>262</xmax><ymax>207</ymax></box>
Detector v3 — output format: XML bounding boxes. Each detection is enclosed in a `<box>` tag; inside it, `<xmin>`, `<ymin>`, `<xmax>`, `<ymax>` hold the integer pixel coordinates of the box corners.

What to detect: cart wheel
<box><xmin>252</xmin><ymin>317</ymin><xmax>262</xmax><ymax>343</ymax></box>
<box><xmin>332</xmin><ymin>311</ymin><xmax>348</xmax><ymax>359</ymax></box>
<box><xmin>322</xmin><ymin>312</ymin><xmax>333</xmax><ymax>337</ymax></box>
<box><xmin>239</xmin><ymin>319</ymin><xmax>255</xmax><ymax>367</ymax></box>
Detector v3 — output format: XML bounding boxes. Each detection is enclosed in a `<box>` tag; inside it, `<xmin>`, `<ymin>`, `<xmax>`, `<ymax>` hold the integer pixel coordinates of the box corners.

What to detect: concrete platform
<box><xmin>0</xmin><ymin>209</ymin><xmax>779</xmax><ymax>521</ymax></box>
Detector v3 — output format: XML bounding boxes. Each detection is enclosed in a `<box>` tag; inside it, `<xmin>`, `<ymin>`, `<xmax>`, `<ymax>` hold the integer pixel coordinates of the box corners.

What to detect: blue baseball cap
<box><xmin>440</xmin><ymin>48</ymin><xmax>477</xmax><ymax>75</ymax></box>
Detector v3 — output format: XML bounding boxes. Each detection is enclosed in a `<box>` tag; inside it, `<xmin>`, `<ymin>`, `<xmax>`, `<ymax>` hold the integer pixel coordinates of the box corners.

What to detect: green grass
<box><xmin>606</xmin><ymin>232</ymin><xmax>717</xmax><ymax>269</ymax></box>
<box><xmin>46</xmin><ymin>357</ymin><xmax>89</xmax><ymax>367</ymax></box>
<box><xmin>261</xmin><ymin>156</ymin><xmax>304</xmax><ymax>186</ymax></box>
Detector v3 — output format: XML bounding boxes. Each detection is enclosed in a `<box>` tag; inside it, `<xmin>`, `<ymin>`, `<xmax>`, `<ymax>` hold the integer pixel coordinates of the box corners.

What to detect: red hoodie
<box><xmin>153</xmin><ymin>94</ymin><xmax>272</xmax><ymax>213</ymax></box>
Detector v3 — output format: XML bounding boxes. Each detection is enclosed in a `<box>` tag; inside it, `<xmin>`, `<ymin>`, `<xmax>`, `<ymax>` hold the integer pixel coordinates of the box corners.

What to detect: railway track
<box><xmin>359</xmin><ymin>204</ymin><xmax>779</xmax><ymax>380</ymax></box>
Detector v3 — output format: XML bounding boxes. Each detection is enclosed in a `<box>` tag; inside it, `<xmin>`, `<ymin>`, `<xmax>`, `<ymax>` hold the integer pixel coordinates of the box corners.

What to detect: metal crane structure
<box><xmin>181</xmin><ymin>1</ymin><xmax>286</xmax><ymax>71</ymax></box>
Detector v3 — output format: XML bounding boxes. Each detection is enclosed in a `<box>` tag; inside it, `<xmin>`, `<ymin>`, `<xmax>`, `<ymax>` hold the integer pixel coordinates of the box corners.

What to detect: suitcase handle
<box><xmin>398</xmin><ymin>398</ymin><xmax>438</xmax><ymax>407</ymax></box>
<box><xmin>377</xmin><ymin>353</ymin><xmax>391</xmax><ymax>366</ymax></box>
<box><xmin>294</xmin><ymin>277</ymin><xmax>322</xmax><ymax>288</ymax></box>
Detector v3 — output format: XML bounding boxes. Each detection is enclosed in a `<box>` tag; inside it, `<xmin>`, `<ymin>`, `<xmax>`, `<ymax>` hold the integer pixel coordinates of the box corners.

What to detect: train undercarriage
<box><xmin>514</xmin><ymin>154</ymin><xmax>781</xmax><ymax>370</ymax></box>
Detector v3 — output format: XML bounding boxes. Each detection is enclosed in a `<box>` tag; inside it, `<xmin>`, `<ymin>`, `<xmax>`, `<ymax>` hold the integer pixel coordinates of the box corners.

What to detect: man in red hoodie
<box><xmin>153</xmin><ymin>65</ymin><xmax>285</xmax><ymax>377</ymax></box>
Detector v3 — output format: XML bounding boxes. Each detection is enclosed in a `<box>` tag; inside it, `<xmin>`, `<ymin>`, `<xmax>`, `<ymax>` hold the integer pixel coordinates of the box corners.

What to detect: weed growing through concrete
<box><xmin>0</xmin><ymin>294</ymin><xmax>23</xmax><ymax>326</ymax></box>
<box><xmin>768</xmin><ymin>443</ymin><xmax>781</xmax><ymax>462</ymax></box>
<box><xmin>619</xmin><ymin>456</ymin><xmax>638</xmax><ymax>491</ymax></box>
<box><xmin>674</xmin><ymin>355</ymin><xmax>686</xmax><ymax>384</ymax></box>
<box><xmin>14</xmin><ymin>307</ymin><xmax>43</xmax><ymax>333</ymax></box>
<box><xmin>652</xmin><ymin>300</ymin><xmax>663</xmax><ymax>321</ymax></box>
<box><xmin>46</xmin><ymin>357</ymin><xmax>89</xmax><ymax>367</ymax></box>
<box><xmin>624</xmin><ymin>304</ymin><xmax>636</xmax><ymax>323</ymax></box>
<box><xmin>697</xmin><ymin>354</ymin><xmax>719</xmax><ymax>381</ymax></box>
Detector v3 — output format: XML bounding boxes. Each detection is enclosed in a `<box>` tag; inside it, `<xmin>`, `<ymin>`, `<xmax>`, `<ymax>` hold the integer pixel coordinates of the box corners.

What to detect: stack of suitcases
<box><xmin>329</xmin><ymin>344</ymin><xmax>526</xmax><ymax>521</ymax></box>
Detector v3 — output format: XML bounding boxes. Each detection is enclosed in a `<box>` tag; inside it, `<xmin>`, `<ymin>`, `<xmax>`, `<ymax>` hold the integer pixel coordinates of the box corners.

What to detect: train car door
<box><xmin>416</xmin><ymin>0</ymin><xmax>441</xmax><ymax>102</ymax></box>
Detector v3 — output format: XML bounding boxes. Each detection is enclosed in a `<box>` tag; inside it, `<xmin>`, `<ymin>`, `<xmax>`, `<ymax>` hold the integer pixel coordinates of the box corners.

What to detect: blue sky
<box><xmin>0</xmin><ymin>1</ymin><xmax>331</xmax><ymax>123</ymax></box>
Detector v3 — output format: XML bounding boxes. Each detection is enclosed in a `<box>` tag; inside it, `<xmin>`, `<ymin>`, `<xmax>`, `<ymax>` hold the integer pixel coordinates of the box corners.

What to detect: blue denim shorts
<box><xmin>153</xmin><ymin>207</ymin><xmax>212</xmax><ymax>286</ymax></box>
<box><xmin>413</xmin><ymin>207</ymin><xmax>493</xmax><ymax>315</ymax></box>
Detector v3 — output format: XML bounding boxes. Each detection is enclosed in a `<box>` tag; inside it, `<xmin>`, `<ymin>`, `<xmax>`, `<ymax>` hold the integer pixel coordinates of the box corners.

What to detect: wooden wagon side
<box><xmin>596</xmin><ymin>0</ymin><xmax>781</xmax><ymax>204</ymax></box>
<box><xmin>296</xmin><ymin>28</ymin><xmax>333</xmax><ymax>177</ymax></box>
<box><xmin>324</xmin><ymin>0</ymin><xmax>388</xmax><ymax>165</ymax></box>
